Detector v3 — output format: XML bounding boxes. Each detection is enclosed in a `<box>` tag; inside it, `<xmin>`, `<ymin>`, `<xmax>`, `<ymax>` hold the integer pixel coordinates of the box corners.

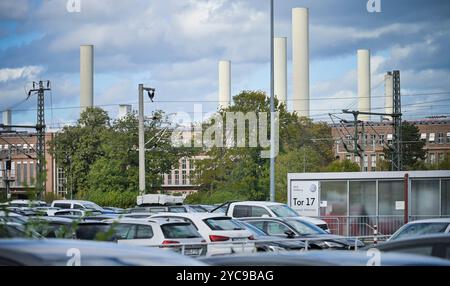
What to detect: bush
<box><xmin>76</xmin><ymin>190</ymin><xmax>137</xmax><ymax>208</ymax></box>
<box><xmin>42</xmin><ymin>192</ymin><xmax>65</xmax><ymax>204</ymax></box>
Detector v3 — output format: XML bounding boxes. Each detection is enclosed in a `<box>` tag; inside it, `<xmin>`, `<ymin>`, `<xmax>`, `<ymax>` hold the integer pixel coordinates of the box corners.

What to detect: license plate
<box><xmin>185</xmin><ymin>248</ymin><xmax>202</xmax><ymax>255</ymax></box>
<box><xmin>232</xmin><ymin>237</ymin><xmax>246</xmax><ymax>241</ymax></box>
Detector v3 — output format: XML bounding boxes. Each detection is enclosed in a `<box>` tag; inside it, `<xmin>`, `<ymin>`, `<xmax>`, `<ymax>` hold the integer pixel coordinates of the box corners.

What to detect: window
<box><xmin>114</xmin><ymin>224</ymin><xmax>137</xmax><ymax>240</ymax></box>
<box><xmin>266</xmin><ymin>221</ymin><xmax>292</xmax><ymax>236</ymax></box>
<box><xmin>379</xmin><ymin>134</ymin><xmax>385</xmax><ymax>144</ymax></box>
<box><xmin>30</xmin><ymin>162</ymin><xmax>35</xmax><ymax>185</ymax></box>
<box><xmin>190</xmin><ymin>159</ymin><xmax>195</xmax><ymax>171</ymax></box>
<box><xmin>371</xmin><ymin>154</ymin><xmax>376</xmax><ymax>171</ymax></box>
<box><xmin>391</xmin><ymin>222</ymin><xmax>448</xmax><ymax>240</ymax></box>
<box><xmin>320</xmin><ymin>181</ymin><xmax>348</xmax><ymax>216</ymax></box>
<box><xmin>73</xmin><ymin>204</ymin><xmax>84</xmax><ymax>209</ymax></box>
<box><xmin>364</xmin><ymin>155</ymin><xmax>368</xmax><ymax>171</ymax></box>
<box><xmin>233</xmin><ymin>205</ymin><xmax>251</xmax><ymax>218</ymax></box>
<box><xmin>387</xmin><ymin>134</ymin><xmax>393</xmax><ymax>144</ymax></box>
<box><xmin>371</xmin><ymin>134</ymin><xmax>377</xmax><ymax>147</ymax></box>
<box><xmin>135</xmin><ymin>225</ymin><xmax>154</xmax><ymax>239</ymax></box>
<box><xmin>181</xmin><ymin>159</ymin><xmax>187</xmax><ymax>170</ymax></box>
<box><xmin>429</xmin><ymin>153</ymin><xmax>436</xmax><ymax>165</ymax></box>
<box><xmin>161</xmin><ymin>223</ymin><xmax>199</xmax><ymax>239</ymax></box>
<box><xmin>447</xmin><ymin>132</ymin><xmax>450</xmax><ymax>143</ymax></box>
<box><xmin>16</xmin><ymin>162</ymin><xmax>21</xmax><ymax>186</ymax></box>
<box><xmin>437</xmin><ymin>132</ymin><xmax>444</xmax><ymax>144</ymax></box>
<box><xmin>420</xmin><ymin>133</ymin><xmax>427</xmax><ymax>141</ymax></box>
<box><xmin>174</xmin><ymin>170</ymin><xmax>179</xmax><ymax>185</ymax></box>
<box><xmin>167</xmin><ymin>173</ymin><xmax>172</xmax><ymax>185</ymax></box>
<box><xmin>182</xmin><ymin>170</ymin><xmax>187</xmax><ymax>185</ymax></box>
<box><xmin>411</xmin><ymin>180</ymin><xmax>439</xmax><ymax>216</ymax></box>
<box><xmin>251</xmin><ymin>206</ymin><xmax>271</xmax><ymax>217</ymax></box>
<box><xmin>439</xmin><ymin>153</ymin><xmax>445</xmax><ymax>162</ymax></box>
<box><xmin>54</xmin><ymin>203</ymin><xmax>71</xmax><ymax>209</ymax></box>
<box><xmin>203</xmin><ymin>217</ymin><xmax>244</xmax><ymax>231</ymax></box>
<box><xmin>429</xmin><ymin>133</ymin><xmax>435</xmax><ymax>143</ymax></box>
<box><xmin>168</xmin><ymin>206</ymin><xmax>187</xmax><ymax>213</ymax></box>
<box><xmin>268</xmin><ymin>205</ymin><xmax>299</xmax><ymax>217</ymax></box>
<box><xmin>23</xmin><ymin>162</ymin><xmax>27</xmax><ymax>185</ymax></box>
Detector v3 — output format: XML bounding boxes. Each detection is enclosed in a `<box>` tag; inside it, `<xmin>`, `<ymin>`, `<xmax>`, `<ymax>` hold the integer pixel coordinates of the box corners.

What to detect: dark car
<box><xmin>237</xmin><ymin>220</ymin><xmax>305</xmax><ymax>252</ymax></box>
<box><xmin>0</xmin><ymin>223</ymin><xmax>42</xmax><ymax>239</ymax></box>
<box><xmin>370</xmin><ymin>234</ymin><xmax>450</xmax><ymax>260</ymax></box>
<box><xmin>200</xmin><ymin>250</ymin><xmax>450</xmax><ymax>266</ymax></box>
<box><xmin>74</xmin><ymin>222</ymin><xmax>117</xmax><ymax>241</ymax></box>
<box><xmin>242</xmin><ymin>217</ymin><xmax>364</xmax><ymax>250</ymax></box>
<box><xmin>0</xmin><ymin>239</ymin><xmax>207</xmax><ymax>266</ymax></box>
<box><xmin>25</xmin><ymin>216</ymin><xmax>75</xmax><ymax>238</ymax></box>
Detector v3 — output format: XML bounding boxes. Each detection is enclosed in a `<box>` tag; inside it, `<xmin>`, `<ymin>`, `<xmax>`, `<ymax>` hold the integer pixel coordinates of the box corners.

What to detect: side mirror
<box><xmin>284</xmin><ymin>230</ymin><xmax>296</xmax><ymax>238</ymax></box>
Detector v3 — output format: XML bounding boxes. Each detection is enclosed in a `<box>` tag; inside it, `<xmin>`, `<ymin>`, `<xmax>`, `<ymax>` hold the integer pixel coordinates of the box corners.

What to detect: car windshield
<box><xmin>287</xmin><ymin>219</ymin><xmax>327</xmax><ymax>235</ymax></box>
<box><xmin>204</xmin><ymin>217</ymin><xmax>244</xmax><ymax>231</ymax></box>
<box><xmin>161</xmin><ymin>223</ymin><xmax>201</xmax><ymax>239</ymax></box>
<box><xmin>390</xmin><ymin>222</ymin><xmax>450</xmax><ymax>240</ymax></box>
<box><xmin>268</xmin><ymin>205</ymin><xmax>299</xmax><ymax>217</ymax></box>
<box><xmin>82</xmin><ymin>203</ymin><xmax>103</xmax><ymax>211</ymax></box>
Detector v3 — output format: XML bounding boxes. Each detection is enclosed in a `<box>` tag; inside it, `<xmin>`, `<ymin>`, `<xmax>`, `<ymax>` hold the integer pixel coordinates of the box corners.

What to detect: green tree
<box><xmin>384</xmin><ymin>122</ymin><xmax>426</xmax><ymax>170</ymax></box>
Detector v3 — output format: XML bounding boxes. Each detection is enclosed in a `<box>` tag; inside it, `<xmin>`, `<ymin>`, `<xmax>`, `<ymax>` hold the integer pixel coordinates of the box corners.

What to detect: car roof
<box><xmin>407</xmin><ymin>218</ymin><xmax>450</xmax><ymax>224</ymax></box>
<box><xmin>152</xmin><ymin>212</ymin><xmax>230</xmax><ymax>219</ymax></box>
<box><xmin>0</xmin><ymin>239</ymin><xmax>207</xmax><ymax>266</ymax></box>
<box><xmin>232</xmin><ymin>201</ymin><xmax>284</xmax><ymax>207</ymax></box>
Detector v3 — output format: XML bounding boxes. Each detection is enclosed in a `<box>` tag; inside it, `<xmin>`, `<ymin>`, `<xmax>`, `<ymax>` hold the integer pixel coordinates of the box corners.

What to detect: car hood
<box><xmin>302</xmin><ymin>234</ymin><xmax>365</xmax><ymax>247</ymax></box>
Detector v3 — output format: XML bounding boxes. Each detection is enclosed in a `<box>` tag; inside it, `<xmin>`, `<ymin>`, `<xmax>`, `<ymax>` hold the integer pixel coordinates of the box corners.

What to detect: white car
<box><xmin>8</xmin><ymin>200</ymin><xmax>47</xmax><ymax>209</ymax></box>
<box><xmin>51</xmin><ymin>200</ymin><xmax>104</xmax><ymax>212</ymax></box>
<box><xmin>103</xmin><ymin>218</ymin><xmax>207</xmax><ymax>257</ymax></box>
<box><xmin>150</xmin><ymin>213</ymin><xmax>256</xmax><ymax>256</ymax></box>
<box><xmin>224</xmin><ymin>201</ymin><xmax>330</xmax><ymax>232</ymax></box>
<box><xmin>51</xmin><ymin>209</ymin><xmax>101</xmax><ymax>217</ymax></box>
<box><xmin>388</xmin><ymin>218</ymin><xmax>450</xmax><ymax>241</ymax></box>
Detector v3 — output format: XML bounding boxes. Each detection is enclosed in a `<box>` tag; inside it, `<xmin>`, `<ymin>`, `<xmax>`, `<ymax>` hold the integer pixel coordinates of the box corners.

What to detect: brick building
<box><xmin>331</xmin><ymin>117</ymin><xmax>450</xmax><ymax>171</ymax></box>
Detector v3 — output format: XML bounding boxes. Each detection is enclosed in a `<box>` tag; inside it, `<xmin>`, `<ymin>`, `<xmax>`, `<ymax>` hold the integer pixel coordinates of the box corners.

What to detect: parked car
<box><xmin>74</xmin><ymin>221</ymin><xmax>117</xmax><ymax>241</ymax></box>
<box><xmin>51</xmin><ymin>200</ymin><xmax>105</xmax><ymax>213</ymax></box>
<box><xmin>103</xmin><ymin>218</ymin><xmax>207</xmax><ymax>257</ymax></box>
<box><xmin>242</xmin><ymin>217</ymin><xmax>364</xmax><ymax>250</ymax></box>
<box><xmin>0</xmin><ymin>222</ymin><xmax>41</xmax><ymax>239</ymax></box>
<box><xmin>0</xmin><ymin>239</ymin><xmax>207</xmax><ymax>266</ymax></box>
<box><xmin>25</xmin><ymin>216</ymin><xmax>75</xmax><ymax>238</ymax></box>
<box><xmin>51</xmin><ymin>209</ymin><xmax>102</xmax><ymax>218</ymax></box>
<box><xmin>388</xmin><ymin>218</ymin><xmax>450</xmax><ymax>241</ymax></box>
<box><xmin>8</xmin><ymin>200</ymin><xmax>47</xmax><ymax>208</ymax></box>
<box><xmin>220</xmin><ymin>201</ymin><xmax>330</xmax><ymax>232</ymax></box>
<box><xmin>236</xmin><ymin>220</ymin><xmax>306</xmax><ymax>252</ymax></box>
<box><xmin>128</xmin><ymin>205</ymin><xmax>188</xmax><ymax>214</ymax></box>
<box><xmin>102</xmin><ymin>207</ymin><xmax>125</xmax><ymax>214</ymax></box>
<box><xmin>372</xmin><ymin>234</ymin><xmax>450</xmax><ymax>260</ymax></box>
<box><xmin>32</xmin><ymin>207</ymin><xmax>61</xmax><ymax>216</ymax></box>
<box><xmin>151</xmin><ymin>213</ymin><xmax>256</xmax><ymax>255</ymax></box>
<box><xmin>200</xmin><ymin>250</ymin><xmax>450</xmax><ymax>266</ymax></box>
<box><xmin>185</xmin><ymin>205</ymin><xmax>210</xmax><ymax>213</ymax></box>
<box><xmin>120</xmin><ymin>212</ymin><xmax>154</xmax><ymax>219</ymax></box>
<box><xmin>0</xmin><ymin>211</ymin><xmax>28</xmax><ymax>224</ymax></box>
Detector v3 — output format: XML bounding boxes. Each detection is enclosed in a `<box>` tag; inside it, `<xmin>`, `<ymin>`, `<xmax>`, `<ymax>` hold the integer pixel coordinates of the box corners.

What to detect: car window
<box><xmin>239</xmin><ymin>221</ymin><xmax>267</xmax><ymax>236</ymax></box>
<box><xmin>251</xmin><ymin>206</ymin><xmax>271</xmax><ymax>217</ymax></box>
<box><xmin>54</xmin><ymin>203</ymin><xmax>70</xmax><ymax>209</ymax></box>
<box><xmin>204</xmin><ymin>217</ymin><xmax>244</xmax><ymax>231</ymax></box>
<box><xmin>391</xmin><ymin>223</ymin><xmax>450</xmax><ymax>240</ymax></box>
<box><xmin>73</xmin><ymin>204</ymin><xmax>84</xmax><ymax>209</ymax></box>
<box><xmin>168</xmin><ymin>207</ymin><xmax>187</xmax><ymax>213</ymax></box>
<box><xmin>75</xmin><ymin>224</ymin><xmax>110</xmax><ymax>240</ymax></box>
<box><xmin>246</xmin><ymin>221</ymin><xmax>265</xmax><ymax>232</ymax></box>
<box><xmin>268</xmin><ymin>205</ymin><xmax>299</xmax><ymax>217</ymax></box>
<box><xmin>135</xmin><ymin>225</ymin><xmax>153</xmax><ymax>239</ymax></box>
<box><xmin>55</xmin><ymin>211</ymin><xmax>71</xmax><ymax>215</ymax></box>
<box><xmin>161</xmin><ymin>223</ymin><xmax>201</xmax><ymax>239</ymax></box>
<box><xmin>114</xmin><ymin>224</ymin><xmax>136</xmax><ymax>240</ymax></box>
<box><xmin>287</xmin><ymin>219</ymin><xmax>326</xmax><ymax>235</ymax></box>
<box><xmin>266</xmin><ymin>221</ymin><xmax>291</xmax><ymax>236</ymax></box>
<box><xmin>233</xmin><ymin>205</ymin><xmax>251</xmax><ymax>218</ymax></box>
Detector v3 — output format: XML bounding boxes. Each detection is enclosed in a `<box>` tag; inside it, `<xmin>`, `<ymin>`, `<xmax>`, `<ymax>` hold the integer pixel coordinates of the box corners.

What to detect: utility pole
<box><xmin>391</xmin><ymin>70</ymin><xmax>402</xmax><ymax>171</ymax></box>
<box><xmin>269</xmin><ymin>0</ymin><xmax>276</xmax><ymax>202</ymax></box>
<box><xmin>138</xmin><ymin>84</ymin><xmax>156</xmax><ymax>196</ymax></box>
<box><xmin>27</xmin><ymin>80</ymin><xmax>50</xmax><ymax>199</ymax></box>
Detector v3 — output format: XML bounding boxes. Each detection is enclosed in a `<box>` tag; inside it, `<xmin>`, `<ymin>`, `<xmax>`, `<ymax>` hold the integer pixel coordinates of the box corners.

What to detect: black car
<box><xmin>370</xmin><ymin>234</ymin><xmax>450</xmax><ymax>260</ymax></box>
<box><xmin>200</xmin><ymin>250</ymin><xmax>450</xmax><ymax>266</ymax></box>
<box><xmin>237</xmin><ymin>220</ymin><xmax>305</xmax><ymax>252</ymax></box>
<box><xmin>242</xmin><ymin>217</ymin><xmax>364</xmax><ymax>250</ymax></box>
<box><xmin>25</xmin><ymin>216</ymin><xmax>76</xmax><ymax>238</ymax></box>
<box><xmin>0</xmin><ymin>239</ymin><xmax>207</xmax><ymax>266</ymax></box>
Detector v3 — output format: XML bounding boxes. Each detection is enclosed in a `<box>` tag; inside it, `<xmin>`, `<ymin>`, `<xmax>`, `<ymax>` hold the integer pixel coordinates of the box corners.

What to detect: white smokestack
<box><xmin>357</xmin><ymin>49</ymin><xmax>371</xmax><ymax>121</ymax></box>
<box><xmin>218</xmin><ymin>60</ymin><xmax>231</xmax><ymax>109</ymax></box>
<box><xmin>384</xmin><ymin>72</ymin><xmax>393</xmax><ymax>119</ymax></box>
<box><xmin>80</xmin><ymin>45</ymin><xmax>94</xmax><ymax>114</ymax></box>
<box><xmin>274</xmin><ymin>37</ymin><xmax>287</xmax><ymax>106</ymax></box>
<box><xmin>2</xmin><ymin>110</ymin><xmax>11</xmax><ymax>131</ymax></box>
<box><xmin>292</xmin><ymin>7</ymin><xmax>310</xmax><ymax>117</ymax></box>
<box><xmin>118</xmin><ymin>104</ymin><xmax>132</xmax><ymax>119</ymax></box>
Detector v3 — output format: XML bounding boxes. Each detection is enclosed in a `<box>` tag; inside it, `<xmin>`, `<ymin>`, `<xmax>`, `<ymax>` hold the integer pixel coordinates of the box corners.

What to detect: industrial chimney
<box><xmin>357</xmin><ymin>49</ymin><xmax>371</xmax><ymax>121</ymax></box>
<box><xmin>384</xmin><ymin>72</ymin><xmax>394</xmax><ymax>120</ymax></box>
<box><xmin>2</xmin><ymin>110</ymin><xmax>11</xmax><ymax>131</ymax></box>
<box><xmin>274</xmin><ymin>37</ymin><xmax>287</xmax><ymax>106</ymax></box>
<box><xmin>80</xmin><ymin>45</ymin><xmax>94</xmax><ymax>114</ymax></box>
<box><xmin>292</xmin><ymin>7</ymin><xmax>310</xmax><ymax>117</ymax></box>
<box><xmin>218</xmin><ymin>60</ymin><xmax>231</xmax><ymax>109</ymax></box>
<box><xmin>118</xmin><ymin>104</ymin><xmax>132</xmax><ymax>119</ymax></box>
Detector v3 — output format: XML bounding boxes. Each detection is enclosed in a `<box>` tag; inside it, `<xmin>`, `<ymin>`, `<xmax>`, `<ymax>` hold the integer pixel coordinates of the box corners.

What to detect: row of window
<box><xmin>166</xmin><ymin>158</ymin><xmax>196</xmax><ymax>186</ymax></box>
<box><xmin>0</xmin><ymin>161</ymin><xmax>36</xmax><ymax>186</ymax></box>
<box><xmin>0</xmin><ymin>144</ymin><xmax>35</xmax><ymax>151</ymax></box>
<box><xmin>342</xmin><ymin>132</ymin><xmax>450</xmax><ymax>146</ymax></box>
<box><xmin>420</xmin><ymin>132</ymin><xmax>450</xmax><ymax>144</ymax></box>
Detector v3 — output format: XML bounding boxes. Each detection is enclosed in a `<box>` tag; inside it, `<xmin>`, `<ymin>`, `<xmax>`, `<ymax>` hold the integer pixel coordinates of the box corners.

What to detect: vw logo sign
<box><xmin>309</xmin><ymin>184</ymin><xmax>317</xmax><ymax>193</ymax></box>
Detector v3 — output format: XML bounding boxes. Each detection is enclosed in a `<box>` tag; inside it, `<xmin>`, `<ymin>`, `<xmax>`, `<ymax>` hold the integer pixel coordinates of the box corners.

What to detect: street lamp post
<box><xmin>269</xmin><ymin>0</ymin><xmax>276</xmax><ymax>202</ymax></box>
<box><xmin>138</xmin><ymin>84</ymin><xmax>156</xmax><ymax>196</ymax></box>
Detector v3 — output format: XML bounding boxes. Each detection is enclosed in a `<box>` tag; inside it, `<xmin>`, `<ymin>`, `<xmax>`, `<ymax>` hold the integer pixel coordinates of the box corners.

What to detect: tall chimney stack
<box><xmin>292</xmin><ymin>7</ymin><xmax>310</xmax><ymax>117</ymax></box>
<box><xmin>2</xmin><ymin>110</ymin><xmax>11</xmax><ymax>131</ymax></box>
<box><xmin>80</xmin><ymin>45</ymin><xmax>94</xmax><ymax>114</ymax></box>
<box><xmin>357</xmin><ymin>49</ymin><xmax>371</xmax><ymax>121</ymax></box>
<box><xmin>218</xmin><ymin>60</ymin><xmax>231</xmax><ymax>109</ymax></box>
<box><xmin>384</xmin><ymin>72</ymin><xmax>394</xmax><ymax>120</ymax></box>
<box><xmin>274</xmin><ymin>37</ymin><xmax>287</xmax><ymax>106</ymax></box>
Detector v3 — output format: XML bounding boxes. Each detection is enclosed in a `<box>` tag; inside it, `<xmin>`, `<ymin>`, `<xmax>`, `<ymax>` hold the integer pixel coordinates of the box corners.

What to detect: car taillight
<box><xmin>248</xmin><ymin>235</ymin><xmax>255</xmax><ymax>240</ymax></box>
<box><xmin>162</xmin><ymin>240</ymin><xmax>180</xmax><ymax>244</ymax></box>
<box><xmin>209</xmin><ymin>235</ymin><xmax>230</xmax><ymax>242</ymax></box>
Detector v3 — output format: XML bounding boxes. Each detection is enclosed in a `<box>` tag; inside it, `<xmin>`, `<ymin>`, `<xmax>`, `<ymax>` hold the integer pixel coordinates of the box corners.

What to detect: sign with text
<box><xmin>290</xmin><ymin>181</ymin><xmax>319</xmax><ymax>216</ymax></box>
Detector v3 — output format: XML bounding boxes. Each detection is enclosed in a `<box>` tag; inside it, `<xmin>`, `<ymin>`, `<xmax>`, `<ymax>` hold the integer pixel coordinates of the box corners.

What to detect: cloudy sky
<box><xmin>0</xmin><ymin>0</ymin><xmax>449</xmax><ymax>129</ymax></box>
